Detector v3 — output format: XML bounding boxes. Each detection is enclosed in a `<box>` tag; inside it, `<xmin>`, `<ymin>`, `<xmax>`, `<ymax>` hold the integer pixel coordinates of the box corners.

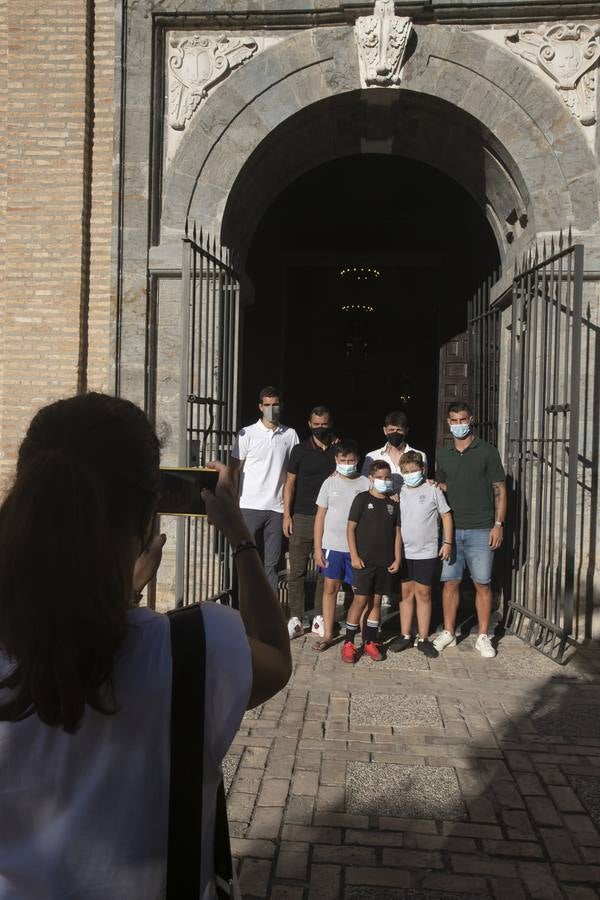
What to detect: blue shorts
<box><xmin>441</xmin><ymin>528</ymin><xmax>494</xmax><ymax>585</ymax></box>
<box><xmin>321</xmin><ymin>549</ymin><xmax>354</xmax><ymax>585</ymax></box>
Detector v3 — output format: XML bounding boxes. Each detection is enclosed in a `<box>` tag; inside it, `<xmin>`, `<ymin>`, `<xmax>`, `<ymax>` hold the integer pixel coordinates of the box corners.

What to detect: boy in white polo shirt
<box><xmin>231</xmin><ymin>386</ymin><xmax>299</xmax><ymax>600</ymax></box>
<box><xmin>362</xmin><ymin>410</ymin><xmax>427</xmax><ymax>492</ymax></box>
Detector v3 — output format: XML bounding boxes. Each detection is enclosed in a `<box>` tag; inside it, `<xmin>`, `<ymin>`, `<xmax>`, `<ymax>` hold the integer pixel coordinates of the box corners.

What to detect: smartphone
<box><xmin>156</xmin><ymin>467</ymin><xmax>219</xmax><ymax>517</ymax></box>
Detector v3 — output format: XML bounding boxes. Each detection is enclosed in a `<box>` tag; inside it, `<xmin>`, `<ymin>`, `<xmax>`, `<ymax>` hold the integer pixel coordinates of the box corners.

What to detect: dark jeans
<box><xmin>241</xmin><ymin>508</ymin><xmax>283</xmax><ymax>592</ymax></box>
<box><xmin>287</xmin><ymin>512</ymin><xmax>324</xmax><ymax>620</ymax></box>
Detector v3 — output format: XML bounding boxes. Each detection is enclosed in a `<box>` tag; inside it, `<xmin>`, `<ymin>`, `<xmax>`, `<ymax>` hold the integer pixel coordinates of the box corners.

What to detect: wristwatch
<box><xmin>494</xmin><ymin>521</ymin><xmax>504</xmax><ymax>528</ymax></box>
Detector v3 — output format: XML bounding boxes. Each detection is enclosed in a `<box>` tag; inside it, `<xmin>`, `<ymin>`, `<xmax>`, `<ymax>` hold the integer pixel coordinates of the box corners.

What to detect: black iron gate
<box><xmin>468</xmin><ymin>273</ymin><xmax>501</xmax><ymax>447</ymax></box>
<box><xmin>505</xmin><ymin>232</ymin><xmax>583</xmax><ymax>661</ymax></box>
<box><xmin>175</xmin><ymin>227</ymin><xmax>240</xmax><ymax>606</ymax></box>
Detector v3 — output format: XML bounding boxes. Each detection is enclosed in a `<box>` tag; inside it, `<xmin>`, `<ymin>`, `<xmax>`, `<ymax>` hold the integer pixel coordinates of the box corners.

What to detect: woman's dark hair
<box><xmin>0</xmin><ymin>393</ymin><xmax>160</xmax><ymax>733</ymax></box>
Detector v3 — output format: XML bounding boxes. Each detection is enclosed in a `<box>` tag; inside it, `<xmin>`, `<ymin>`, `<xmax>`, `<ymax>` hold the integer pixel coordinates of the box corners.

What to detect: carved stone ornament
<box><xmin>506</xmin><ymin>23</ymin><xmax>600</xmax><ymax>126</ymax></box>
<box><xmin>168</xmin><ymin>33</ymin><xmax>258</xmax><ymax>131</ymax></box>
<box><xmin>354</xmin><ymin>1</ymin><xmax>412</xmax><ymax>89</ymax></box>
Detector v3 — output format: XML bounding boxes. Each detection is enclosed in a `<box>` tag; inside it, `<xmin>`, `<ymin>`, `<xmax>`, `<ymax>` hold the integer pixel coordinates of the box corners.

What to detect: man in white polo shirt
<box><xmin>362</xmin><ymin>410</ymin><xmax>427</xmax><ymax>492</ymax></box>
<box><xmin>231</xmin><ymin>386</ymin><xmax>299</xmax><ymax>593</ymax></box>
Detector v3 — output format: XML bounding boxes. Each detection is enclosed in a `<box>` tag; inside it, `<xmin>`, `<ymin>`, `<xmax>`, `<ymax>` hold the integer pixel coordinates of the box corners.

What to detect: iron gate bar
<box><xmin>175</xmin><ymin>226</ymin><xmax>240</xmax><ymax>607</ymax></box>
<box><xmin>468</xmin><ymin>272</ymin><xmax>500</xmax><ymax>447</ymax></box>
<box><xmin>505</xmin><ymin>231</ymin><xmax>583</xmax><ymax>662</ymax></box>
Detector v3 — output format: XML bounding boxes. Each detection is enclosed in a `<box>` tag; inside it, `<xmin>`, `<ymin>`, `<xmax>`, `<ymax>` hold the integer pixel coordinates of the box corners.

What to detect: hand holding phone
<box><xmin>156</xmin><ymin>467</ymin><xmax>219</xmax><ymax>517</ymax></box>
<box><xmin>201</xmin><ymin>461</ymin><xmax>252</xmax><ymax>547</ymax></box>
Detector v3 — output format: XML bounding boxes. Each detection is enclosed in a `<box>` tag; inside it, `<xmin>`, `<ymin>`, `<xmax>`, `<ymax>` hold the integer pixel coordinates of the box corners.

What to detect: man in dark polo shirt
<box><xmin>283</xmin><ymin>406</ymin><xmax>337</xmax><ymax>635</ymax></box>
<box><xmin>434</xmin><ymin>401</ymin><xmax>507</xmax><ymax>658</ymax></box>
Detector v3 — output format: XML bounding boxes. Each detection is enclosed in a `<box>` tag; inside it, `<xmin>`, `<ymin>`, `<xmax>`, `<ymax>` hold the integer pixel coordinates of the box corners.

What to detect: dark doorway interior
<box><xmin>241</xmin><ymin>154</ymin><xmax>499</xmax><ymax>461</ymax></box>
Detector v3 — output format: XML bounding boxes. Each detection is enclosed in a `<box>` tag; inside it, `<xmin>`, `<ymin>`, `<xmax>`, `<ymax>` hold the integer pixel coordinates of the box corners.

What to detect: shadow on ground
<box><xmin>224</xmin><ymin>619</ymin><xmax>600</xmax><ymax>900</ymax></box>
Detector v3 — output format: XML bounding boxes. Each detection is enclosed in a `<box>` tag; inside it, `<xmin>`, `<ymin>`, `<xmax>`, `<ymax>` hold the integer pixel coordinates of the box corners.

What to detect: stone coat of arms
<box><xmin>169</xmin><ymin>33</ymin><xmax>258</xmax><ymax>130</ymax></box>
<box><xmin>506</xmin><ymin>23</ymin><xmax>600</xmax><ymax>125</ymax></box>
<box><xmin>354</xmin><ymin>0</ymin><xmax>412</xmax><ymax>88</ymax></box>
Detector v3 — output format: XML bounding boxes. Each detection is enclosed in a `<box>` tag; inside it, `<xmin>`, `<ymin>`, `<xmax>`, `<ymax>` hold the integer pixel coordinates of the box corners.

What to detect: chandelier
<box><xmin>338</xmin><ymin>266</ymin><xmax>381</xmax><ymax>282</ymax></box>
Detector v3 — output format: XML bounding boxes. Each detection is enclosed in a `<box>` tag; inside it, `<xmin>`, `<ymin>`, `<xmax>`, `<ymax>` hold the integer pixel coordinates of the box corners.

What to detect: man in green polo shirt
<box><xmin>433</xmin><ymin>401</ymin><xmax>506</xmax><ymax>658</ymax></box>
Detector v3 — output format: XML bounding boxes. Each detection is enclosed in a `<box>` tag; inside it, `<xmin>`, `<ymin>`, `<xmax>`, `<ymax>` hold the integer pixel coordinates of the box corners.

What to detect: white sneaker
<box><xmin>311</xmin><ymin>615</ymin><xmax>325</xmax><ymax>637</ymax></box>
<box><xmin>288</xmin><ymin>616</ymin><xmax>304</xmax><ymax>640</ymax></box>
<box><xmin>475</xmin><ymin>633</ymin><xmax>496</xmax><ymax>658</ymax></box>
<box><xmin>433</xmin><ymin>629</ymin><xmax>457</xmax><ymax>652</ymax></box>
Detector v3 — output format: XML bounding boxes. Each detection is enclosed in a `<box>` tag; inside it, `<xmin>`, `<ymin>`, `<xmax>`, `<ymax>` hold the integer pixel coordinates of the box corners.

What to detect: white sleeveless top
<box><xmin>0</xmin><ymin>603</ymin><xmax>252</xmax><ymax>900</ymax></box>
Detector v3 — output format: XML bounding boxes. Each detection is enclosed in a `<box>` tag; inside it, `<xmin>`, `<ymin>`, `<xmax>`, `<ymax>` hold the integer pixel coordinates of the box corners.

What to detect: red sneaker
<box><xmin>341</xmin><ymin>641</ymin><xmax>358</xmax><ymax>664</ymax></box>
<box><xmin>363</xmin><ymin>641</ymin><xmax>383</xmax><ymax>661</ymax></box>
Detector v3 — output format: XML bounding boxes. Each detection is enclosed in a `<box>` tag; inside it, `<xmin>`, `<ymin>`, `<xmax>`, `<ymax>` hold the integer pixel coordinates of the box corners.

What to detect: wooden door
<box><xmin>436</xmin><ymin>331</ymin><xmax>472</xmax><ymax>451</ymax></box>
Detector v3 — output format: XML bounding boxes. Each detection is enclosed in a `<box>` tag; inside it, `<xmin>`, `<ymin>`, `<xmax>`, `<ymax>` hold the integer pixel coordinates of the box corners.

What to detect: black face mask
<box><xmin>387</xmin><ymin>432</ymin><xmax>406</xmax><ymax>448</ymax></box>
<box><xmin>311</xmin><ymin>427</ymin><xmax>331</xmax><ymax>443</ymax></box>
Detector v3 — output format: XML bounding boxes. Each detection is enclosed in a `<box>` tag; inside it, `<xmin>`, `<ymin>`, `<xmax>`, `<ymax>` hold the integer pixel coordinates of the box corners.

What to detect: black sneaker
<box><xmin>416</xmin><ymin>639</ymin><xmax>439</xmax><ymax>658</ymax></box>
<box><xmin>388</xmin><ymin>634</ymin><xmax>412</xmax><ymax>653</ymax></box>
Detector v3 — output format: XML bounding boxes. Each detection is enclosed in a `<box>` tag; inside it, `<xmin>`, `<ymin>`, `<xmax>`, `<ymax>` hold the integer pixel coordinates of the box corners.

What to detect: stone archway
<box><xmin>159</xmin><ymin>22</ymin><xmax>600</xmax><ymax>264</ymax></box>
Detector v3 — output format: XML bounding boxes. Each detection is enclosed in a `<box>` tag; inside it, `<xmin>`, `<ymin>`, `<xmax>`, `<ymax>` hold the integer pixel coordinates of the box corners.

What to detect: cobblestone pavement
<box><xmin>225</xmin><ymin>631</ymin><xmax>600</xmax><ymax>900</ymax></box>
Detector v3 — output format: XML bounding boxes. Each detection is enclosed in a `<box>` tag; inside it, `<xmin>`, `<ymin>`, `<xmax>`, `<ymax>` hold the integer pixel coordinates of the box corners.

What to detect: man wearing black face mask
<box><xmin>283</xmin><ymin>406</ymin><xmax>337</xmax><ymax>636</ymax></box>
<box><xmin>362</xmin><ymin>411</ymin><xmax>427</xmax><ymax>493</ymax></box>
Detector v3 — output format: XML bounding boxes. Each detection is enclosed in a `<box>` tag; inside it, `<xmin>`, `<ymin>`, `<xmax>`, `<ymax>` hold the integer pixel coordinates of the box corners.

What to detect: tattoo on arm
<box><xmin>492</xmin><ymin>481</ymin><xmax>507</xmax><ymax>519</ymax></box>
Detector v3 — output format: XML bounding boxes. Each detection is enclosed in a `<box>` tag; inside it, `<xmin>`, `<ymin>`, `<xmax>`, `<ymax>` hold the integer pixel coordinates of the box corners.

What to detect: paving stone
<box><xmin>345</xmin><ymin>866</ymin><xmax>411</xmax><ymax>888</ymax></box>
<box><xmin>309</xmin><ymin>863</ymin><xmax>341</xmax><ymax>900</ymax></box>
<box><xmin>258</xmin><ymin>778</ymin><xmax>290</xmax><ymax>807</ymax></box>
<box><xmin>239</xmin><ymin>858</ymin><xmax>272</xmax><ymax>898</ymax></box>
<box><xmin>547</xmin><ymin>784</ymin><xmax>586</xmax><ymax>813</ymax></box>
<box><xmin>420</xmin><ymin>873</ymin><xmax>488</xmax><ymax>894</ymax></box>
<box><xmin>246</xmin><ymin>807</ymin><xmax>284</xmax><ymax>841</ymax></box>
<box><xmin>270</xmin><ymin>887</ymin><xmax>305</xmax><ymax>900</ymax></box>
<box><xmin>350</xmin><ymin>693</ymin><xmax>442</xmax><ymax>729</ymax></box>
<box><xmin>553</xmin><ymin>863</ymin><xmax>600</xmax><ymax>882</ymax></box>
<box><xmin>382</xmin><ymin>847</ymin><xmax>443</xmax><ymax>868</ymax></box>
<box><xmin>275</xmin><ymin>842</ymin><xmax>309</xmax><ymax>880</ymax></box>
<box><xmin>230</xmin><ymin>838</ymin><xmax>276</xmax><ymax>860</ymax></box>
<box><xmin>518</xmin><ymin>861</ymin><xmax>563</xmax><ymax>900</ymax></box>
<box><xmin>346</xmin><ymin>762</ymin><xmax>467</xmax><ymax>819</ymax></box>
<box><xmin>284</xmin><ymin>794</ymin><xmax>314</xmax><ymax>825</ymax></box>
<box><xmin>345</xmin><ymin>891</ymin><xmax>488</xmax><ymax>900</ymax></box>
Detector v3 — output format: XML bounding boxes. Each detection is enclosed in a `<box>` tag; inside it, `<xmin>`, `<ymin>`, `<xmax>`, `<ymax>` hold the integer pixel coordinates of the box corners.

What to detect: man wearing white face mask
<box><xmin>433</xmin><ymin>402</ymin><xmax>506</xmax><ymax>659</ymax></box>
<box><xmin>231</xmin><ymin>386</ymin><xmax>299</xmax><ymax>594</ymax></box>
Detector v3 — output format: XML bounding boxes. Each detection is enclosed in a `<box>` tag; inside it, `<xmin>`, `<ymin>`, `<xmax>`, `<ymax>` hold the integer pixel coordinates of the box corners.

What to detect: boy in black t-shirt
<box><xmin>343</xmin><ymin>460</ymin><xmax>402</xmax><ymax>663</ymax></box>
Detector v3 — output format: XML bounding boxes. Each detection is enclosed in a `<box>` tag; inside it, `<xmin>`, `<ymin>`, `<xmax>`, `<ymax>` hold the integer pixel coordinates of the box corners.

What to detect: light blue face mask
<box><xmin>450</xmin><ymin>423</ymin><xmax>471</xmax><ymax>439</ymax></box>
<box><xmin>373</xmin><ymin>478</ymin><xmax>394</xmax><ymax>494</ymax></box>
<box><xmin>402</xmin><ymin>471</ymin><xmax>424</xmax><ymax>487</ymax></box>
<box><xmin>336</xmin><ymin>463</ymin><xmax>357</xmax><ymax>476</ymax></box>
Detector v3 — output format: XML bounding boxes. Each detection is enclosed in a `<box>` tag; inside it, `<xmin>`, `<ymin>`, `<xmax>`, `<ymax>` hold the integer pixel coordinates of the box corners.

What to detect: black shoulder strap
<box><xmin>167</xmin><ymin>603</ymin><xmax>206</xmax><ymax>900</ymax></box>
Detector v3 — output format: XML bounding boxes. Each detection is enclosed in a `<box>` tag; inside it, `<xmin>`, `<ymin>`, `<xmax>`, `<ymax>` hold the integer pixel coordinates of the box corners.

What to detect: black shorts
<box><xmin>353</xmin><ymin>564</ymin><xmax>399</xmax><ymax>596</ymax></box>
<box><xmin>400</xmin><ymin>557</ymin><xmax>440</xmax><ymax>587</ymax></box>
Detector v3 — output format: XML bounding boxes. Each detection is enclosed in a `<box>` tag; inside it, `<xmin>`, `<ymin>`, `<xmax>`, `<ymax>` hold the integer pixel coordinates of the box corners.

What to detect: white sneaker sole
<box><xmin>433</xmin><ymin>635</ymin><xmax>457</xmax><ymax>652</ymax></box>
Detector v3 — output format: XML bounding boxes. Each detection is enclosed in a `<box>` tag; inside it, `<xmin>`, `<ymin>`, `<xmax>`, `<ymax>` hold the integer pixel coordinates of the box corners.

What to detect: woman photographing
<box><xmin>0</xmin><ymin>392</ymin><xmax>291</xmax><ymax>899</ymax></box>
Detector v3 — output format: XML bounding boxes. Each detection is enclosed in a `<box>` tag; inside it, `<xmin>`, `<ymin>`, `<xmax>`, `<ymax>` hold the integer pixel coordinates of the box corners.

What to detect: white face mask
<box><xmin>336</xmin><ymin>463</ymin><xmax>357</xmax><ymax>476</ymax></box>
<box><xmin>449</xmin><ymin>422</ymin><xmax>471</xmax><ymax>439</ymax></box>
<box><xmin>262</xmin><ymin>405</ymin><xmax>280</xmax><ymax>423</ymax></box>
<box><xmin>402</xmin><ymin>471</ymin><xmax>424</xmax><ymax>487</ymax></box>
<box><xmin>373</xmin><ymin>478</ymin><xmax>394</xmax><ymax>494</ymax></box>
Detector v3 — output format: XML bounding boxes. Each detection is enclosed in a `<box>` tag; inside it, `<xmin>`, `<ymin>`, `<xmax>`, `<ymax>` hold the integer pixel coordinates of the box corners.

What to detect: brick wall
<box><xmin>0</xmin><ymin>1</ymin><xmax>115</xmax><ymax>485</ymax></box>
